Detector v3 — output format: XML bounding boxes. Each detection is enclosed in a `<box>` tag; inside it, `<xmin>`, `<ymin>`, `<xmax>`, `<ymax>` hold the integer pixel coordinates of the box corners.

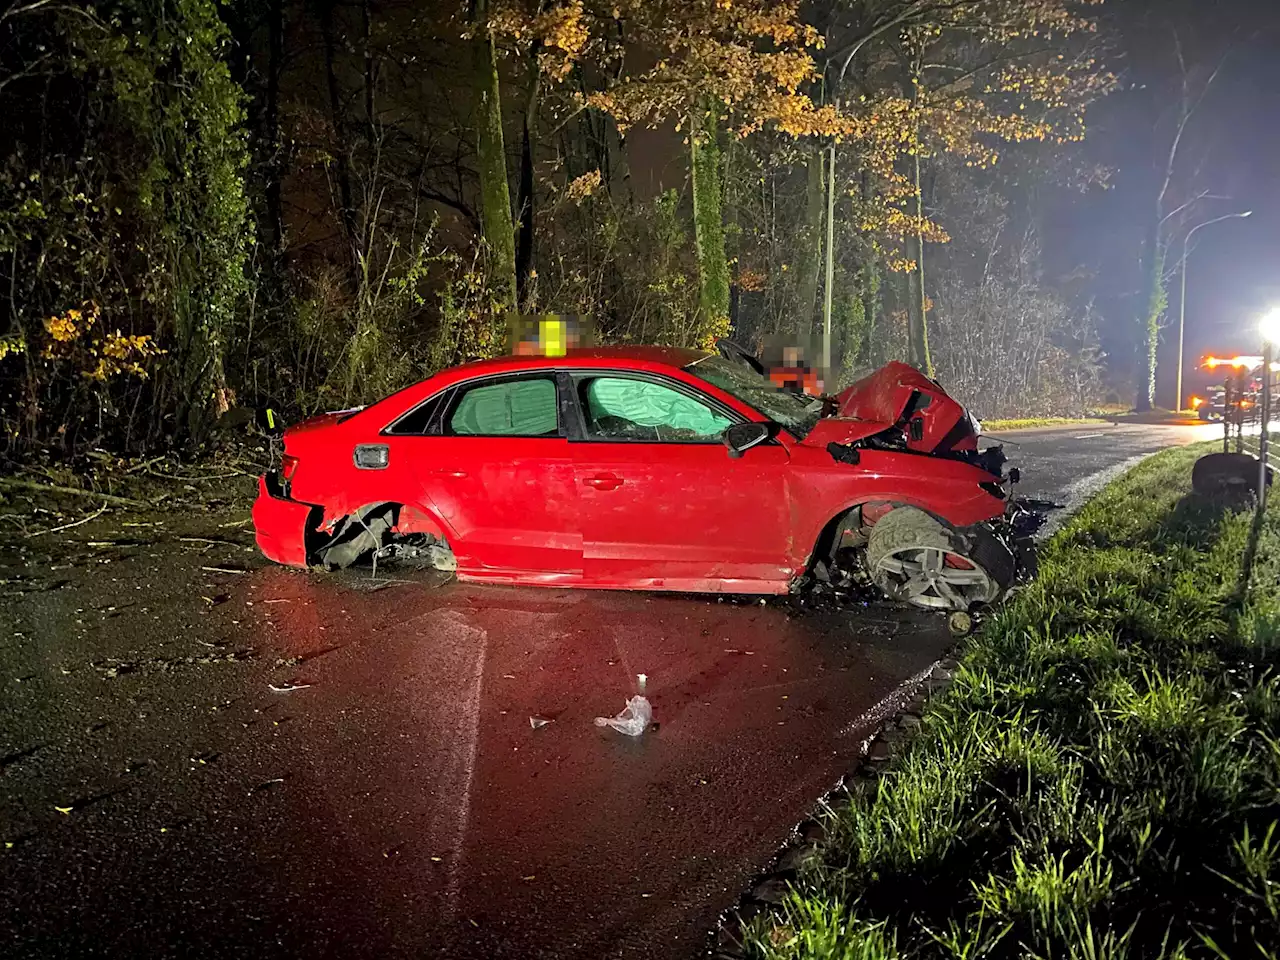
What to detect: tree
<box><xmin>812</xmin><ymin>0</ymin><xmax>1111</xmax><ymax>373</ymax></box>
<box><xmin>1130</xmin><ymin>31</ymin><xmax>1228</xmax><ymax>411</ymax></box>
<box><xmin>472</xmin><ymin>0</ymin><xmax>518</xmax><ymax>311</ymax></box>
<box><xmin>0</xmin><ymin>0</ymin><xmax>251</xmax><ymax>446</ymax></box>
<box><xmin>585</xmin><ymin>0</ymin><xmax>849</xmax><ymax>346</ymax></box>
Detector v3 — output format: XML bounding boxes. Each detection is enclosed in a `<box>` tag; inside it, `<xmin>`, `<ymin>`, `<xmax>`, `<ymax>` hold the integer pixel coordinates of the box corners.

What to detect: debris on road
<box><xmin>594</xmin><ymin>674</ymin><xmax>653</xmax><ymax>736</ymax></box>
<box><xmin>529</xmin><ymin>715</ymin><xmax>554</xmax><ymax>729</ymax></box>
<box><xmin>268</xmin><ymin>681</ymin><xmax>311</xmax><ymax>693</ymax></box>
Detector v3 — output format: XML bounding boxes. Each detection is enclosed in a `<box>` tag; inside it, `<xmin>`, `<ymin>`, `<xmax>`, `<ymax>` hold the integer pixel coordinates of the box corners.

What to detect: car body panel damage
<box><xmin>253</xmin><ymin>346</ymin><xmax>1025</xmax><ymax>612</ymax></box>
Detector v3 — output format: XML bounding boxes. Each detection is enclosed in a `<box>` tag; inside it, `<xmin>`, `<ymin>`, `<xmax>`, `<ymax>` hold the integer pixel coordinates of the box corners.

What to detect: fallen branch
<box><xmin>0</xmin><ymin>477</ymin><xmax>150</xmax><ymax>509</ymax></box>
<box><xmin>25</xmin><ymin>503</ymin><xmax>110</xmax><ymax>538</ymax></box>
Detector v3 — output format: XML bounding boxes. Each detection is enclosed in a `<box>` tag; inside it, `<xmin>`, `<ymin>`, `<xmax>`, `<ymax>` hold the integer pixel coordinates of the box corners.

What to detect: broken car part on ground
<box><xmin>252</xmin><ymin>348</ymin><xmax>1034</xmax><ymax>625</ymax></box>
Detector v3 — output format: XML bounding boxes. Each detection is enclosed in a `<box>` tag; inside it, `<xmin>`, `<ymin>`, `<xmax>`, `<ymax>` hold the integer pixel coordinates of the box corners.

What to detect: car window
<box><xmin>385</xmin><ymin>394</ymin><xmax>443</xmax><ymax>435</ymax></box>
<box><xmin>447</xmin><ymin>377</ymin><xmax>559</xmax><ymax>437</ymax></box>
<box><xmin>686</xmin><ymin>355</ymin><xmax>822</xmax><ymax>438</ymax></box>
<box><xmin>577</xmin><ymin>376</ymin><xmax>733</xmax><ymax>442</ymax></box>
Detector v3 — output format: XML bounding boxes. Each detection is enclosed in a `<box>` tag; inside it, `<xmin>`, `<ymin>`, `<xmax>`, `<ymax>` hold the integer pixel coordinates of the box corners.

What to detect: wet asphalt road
<box><xmin>0</xmin><ymin>422</ymin><xmax>1217</xmax><ymax>960</ymax></box>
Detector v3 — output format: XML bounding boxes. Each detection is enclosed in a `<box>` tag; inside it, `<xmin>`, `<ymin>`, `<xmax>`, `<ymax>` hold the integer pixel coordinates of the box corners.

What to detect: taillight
<box><xmin>281</xmin><ymin>454</ymin><xmax>299</xmax><ymax>481</ymax></box>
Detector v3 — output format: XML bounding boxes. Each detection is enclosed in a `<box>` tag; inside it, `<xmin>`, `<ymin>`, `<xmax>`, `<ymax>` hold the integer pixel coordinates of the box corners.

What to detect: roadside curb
<box><xmin>706</xmin><ymin>653</ymin><xmax>962</xmax><ymax>958</ymax></box>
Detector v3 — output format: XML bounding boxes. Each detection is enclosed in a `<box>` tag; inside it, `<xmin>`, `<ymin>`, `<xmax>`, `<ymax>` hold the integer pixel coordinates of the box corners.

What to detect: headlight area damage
<box><xmin>811</xmin><ymin>362</ymin><xmax>1040</xmax><ymax>635</ymax></box>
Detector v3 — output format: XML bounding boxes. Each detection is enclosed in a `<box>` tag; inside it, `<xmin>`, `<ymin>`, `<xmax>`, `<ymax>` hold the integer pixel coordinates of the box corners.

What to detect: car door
<box><xmin>568</xmin><ymin>371</ymin><xmax>792</xmax><ymax>590</ymax></box>
<box><xmin>402</xmin><ymin>372</ymin><xmax>581</xmax><ymax>579</ymax></box>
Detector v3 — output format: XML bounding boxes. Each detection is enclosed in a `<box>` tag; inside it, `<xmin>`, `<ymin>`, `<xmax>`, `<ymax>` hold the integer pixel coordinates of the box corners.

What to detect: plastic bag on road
<box><xmin>595</xmin><ymin>674</ymin><xmax>652</xmax><ymax>737</ymax></box>
<box><xmin>594</xmin><ymin>695</ymin><xmax>652</xmax><ymax>736</ymax></box>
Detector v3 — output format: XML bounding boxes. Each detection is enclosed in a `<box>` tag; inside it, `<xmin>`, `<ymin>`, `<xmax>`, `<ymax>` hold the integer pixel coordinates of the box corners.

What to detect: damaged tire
<box><xmin>314</xmin><ymin>504</ymin><xmax>397</xmax><ymax>570</ymax></box>
<box><xmin>865</xmin><ymin>506</ymin><xmax>1012</xmax><ymax>612</ymax></box>
<box><xmin>312</xmin><ymin>503</ymin><xmax>457</xmax><ymax>573</ymax></box>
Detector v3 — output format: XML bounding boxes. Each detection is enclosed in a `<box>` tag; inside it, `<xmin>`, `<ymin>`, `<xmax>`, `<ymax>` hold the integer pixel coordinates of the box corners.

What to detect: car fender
<box><xmin>788</xmin><ymin>450</ymin><xmax>1006</xmax><ymax>569</ymax></box>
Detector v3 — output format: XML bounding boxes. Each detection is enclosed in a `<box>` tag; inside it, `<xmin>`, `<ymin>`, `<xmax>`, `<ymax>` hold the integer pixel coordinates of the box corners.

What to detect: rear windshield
<box><xmin>686</xmin><ymin>356</ymin><xmax>821</xmax><ymax>438</ymax></box>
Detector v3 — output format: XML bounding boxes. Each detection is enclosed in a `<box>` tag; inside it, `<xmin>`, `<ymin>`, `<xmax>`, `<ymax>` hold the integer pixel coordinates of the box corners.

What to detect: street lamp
<box><xmin>1177</xmin><ymin>210</ymin><xmax>1253</xmax><ymax>412</ymax></box>
<box><xmin>1259</xmin><ymin>308</ymin><xmax>1280</xmax><ymax>347</ymax></box>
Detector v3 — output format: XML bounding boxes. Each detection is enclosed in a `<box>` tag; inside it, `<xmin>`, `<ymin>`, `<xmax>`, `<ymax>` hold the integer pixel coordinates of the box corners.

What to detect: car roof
<box><xmin>354</xmin><ymin>345</ymin><xmax>718</xmax><ymax>425</ymax></box>
<box><xmin>442</xmin><ymin>345</ymin><xmax>710</xmax><ymax>377</ymax></box>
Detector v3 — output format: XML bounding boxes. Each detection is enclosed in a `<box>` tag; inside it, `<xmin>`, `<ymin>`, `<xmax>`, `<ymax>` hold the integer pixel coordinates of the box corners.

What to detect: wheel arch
<box><xmin>806</xmin><ymin>496</ymin><xmax>951</xmax><ymax>571</ymax></box>
<box><xmin>310</xmin><ymin>500</ymin><xmax>453</xmax><ymax>568</ymax></box>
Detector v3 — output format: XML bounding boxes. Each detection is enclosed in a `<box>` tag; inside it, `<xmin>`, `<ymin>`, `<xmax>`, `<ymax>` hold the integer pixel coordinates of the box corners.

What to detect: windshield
<box><xmin>687</xmin><ymin>355</ymin><xmax>823</xmax><ymax>438</ymax></box>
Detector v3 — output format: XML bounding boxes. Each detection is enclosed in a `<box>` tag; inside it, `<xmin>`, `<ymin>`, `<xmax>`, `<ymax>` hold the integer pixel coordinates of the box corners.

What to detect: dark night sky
<box><xmin>1048</xmin><ymin>0</ymin><xmax>1280</xmax><ymax>404</ymax></box>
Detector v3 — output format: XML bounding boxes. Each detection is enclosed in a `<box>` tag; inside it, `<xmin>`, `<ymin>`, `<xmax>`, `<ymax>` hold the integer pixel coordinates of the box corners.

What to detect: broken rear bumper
<box><xmin>252</xmin><ymin>474</ymin><xmax>316</xmax><ymax>568</ymax></box>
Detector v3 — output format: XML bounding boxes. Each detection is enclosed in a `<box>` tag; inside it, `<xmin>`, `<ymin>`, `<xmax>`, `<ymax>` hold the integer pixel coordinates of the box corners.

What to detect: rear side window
<box><xmin>577</xmin><ymin>376</ymin><xmax>733</xmax><ymax>442</ymax></box>
<box><xmin>447</xmin><ymin>377</ymin><xmax>559</xmax><ymax>437</ymax></box>
<box><xmin>385</xmin><ymin>395</ymin><xmax>443</xmax><ymax>435</ymax></box>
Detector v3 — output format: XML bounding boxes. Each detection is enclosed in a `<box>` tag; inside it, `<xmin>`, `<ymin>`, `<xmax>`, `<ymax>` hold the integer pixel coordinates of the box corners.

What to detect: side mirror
<box><xmin>723</xmin><ymin>422</ymin><xmax>772</xmax><ymax>459</ymax></box>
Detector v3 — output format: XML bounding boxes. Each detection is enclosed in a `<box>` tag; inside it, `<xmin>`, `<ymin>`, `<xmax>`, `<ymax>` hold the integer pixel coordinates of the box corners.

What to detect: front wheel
<box><xmin>865</xmin><ymin>507</ymin><xmax>1013</xmax><ymax>612</ymax></box>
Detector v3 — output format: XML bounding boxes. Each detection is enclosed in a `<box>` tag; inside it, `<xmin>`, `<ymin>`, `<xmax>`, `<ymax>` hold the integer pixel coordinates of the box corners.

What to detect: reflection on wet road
<box><xmin>0</xmin><ymin>421</ymin><xmax>1218</xmax><ymax>958</ymax></box>
<box><xmin>1</xmin><ymin>553</ymin><xmax>950</xmax><ymax>959</ymax></box>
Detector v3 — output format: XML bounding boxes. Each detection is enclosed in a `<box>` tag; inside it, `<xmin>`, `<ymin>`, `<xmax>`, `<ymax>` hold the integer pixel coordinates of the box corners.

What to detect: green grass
<box><xmin>748</xmin><ymin>444</ymin><xmax>1280</xmax><ymax>960</ymax></box>
<box><xmin>980</xmin><ymin>417</ymin><xmax>1107</xmax><ymax>432</ymax></box>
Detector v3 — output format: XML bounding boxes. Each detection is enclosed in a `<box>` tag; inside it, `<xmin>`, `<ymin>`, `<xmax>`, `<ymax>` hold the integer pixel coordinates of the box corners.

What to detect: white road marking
<box><xmin>443</xmin><ymin>609</ymin><xmax>489</xmax><ymax>922</ymax></box>
<box><xmin>1073</xmin><ymin>433</ymin><xmax>1106</xmax><ymax>440</ymax></box>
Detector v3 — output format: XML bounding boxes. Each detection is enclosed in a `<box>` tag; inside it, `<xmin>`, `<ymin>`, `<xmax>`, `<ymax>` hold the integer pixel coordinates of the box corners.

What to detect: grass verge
<box><xmin>979</xmin><ymin>417</ymin><xmax>1107</xmax><ymax>432</ymax></box>
<box><xmin>749</xmin><ymin>443</ymin><xmax>1280</xmax><ymax>959</ymax></box>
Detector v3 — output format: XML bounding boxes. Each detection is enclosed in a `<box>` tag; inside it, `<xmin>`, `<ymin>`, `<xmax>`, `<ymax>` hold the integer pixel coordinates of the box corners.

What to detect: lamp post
<box><xmin>1177</xmin><ymin>210</ymin><xmax>1253</xmax><ymax>412</ymax></box>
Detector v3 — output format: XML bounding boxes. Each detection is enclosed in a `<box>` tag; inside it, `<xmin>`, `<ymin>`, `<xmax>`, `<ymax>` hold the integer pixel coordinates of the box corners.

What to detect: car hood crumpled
<box><xmin>797</xmin><ymin>416</ymin><xmax>893</xmax><ymax>448</ymax></box>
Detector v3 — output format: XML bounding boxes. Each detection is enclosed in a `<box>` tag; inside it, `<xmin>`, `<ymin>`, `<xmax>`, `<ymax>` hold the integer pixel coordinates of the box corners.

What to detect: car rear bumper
<box><xmin>252</xmin><ymin>474</ymin><xmax>316</xmax><ymax>567</ymax></box>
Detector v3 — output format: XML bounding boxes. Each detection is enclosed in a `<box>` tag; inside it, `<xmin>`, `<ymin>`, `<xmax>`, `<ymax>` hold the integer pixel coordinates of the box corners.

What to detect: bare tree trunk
<box><xmin>689</xmin><ymin>102</ymin><xmax>729</xmax><ymax>344</ymax></box>
<box><xmin>793</xmin><ymin>149</ymin><xmax>824</xmax><ymax>335</ymax></box>
<box><xmin>318</xmin><ymin>0</ymin><xmax>359</xmax><ymax>288</ymax></box>
<box><xmin>471</xmin><ymin>0</ymin><xmax>516</xmax><ymax>311</ymax></box>
<box><xmin>906</xmin><ymin>149</ymin><xmax>932</xmax><ymax>375</ymax></box>
<box><xmin>1135</xmin><ymin>214</ymin><xmax>1164</xmax><ymax>411</ymax></box>
<box><xmin>515</xmin><ymin>44</ymin><xmax>542</xmax><ymax>307</ymax></box>
<box><xmin>857</xmin><ymin>170</ymin><xmax>879</xmax><ymax>366</ymax></box>
<box><xmin>264</xmin><ymin>0</ymin><xmax>284</xmax><ymax>256</ymax></box>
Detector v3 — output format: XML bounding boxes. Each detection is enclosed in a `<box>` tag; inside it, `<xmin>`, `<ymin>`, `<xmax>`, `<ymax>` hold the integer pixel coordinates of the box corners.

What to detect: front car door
<box><xmin>398</xmin><ymin>372</ymin><xmax>582</xmax><ymax>581</ymax></box>
<box><xmin>567</xmin><ymin>370</ymin><xmax>792</xmax><ymax>591</ymax></box>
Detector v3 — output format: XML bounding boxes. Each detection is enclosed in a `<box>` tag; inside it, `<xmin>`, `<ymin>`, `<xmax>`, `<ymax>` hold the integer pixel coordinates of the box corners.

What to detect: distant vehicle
<box><xmin>253</xmin><ymin>347</ymin><xmax>1028</xmax><ymax>618</ymax></box>
<box><xmin>1194</xmin><ymin>371</ymin><xmax>1262</xmax><ymax>422</ymax></box>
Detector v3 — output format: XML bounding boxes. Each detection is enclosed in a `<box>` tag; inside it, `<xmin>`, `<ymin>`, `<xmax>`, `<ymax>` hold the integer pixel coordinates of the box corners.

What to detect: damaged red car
<box><xmin>253</xmin><ymin>346</ymin><xmax>1028</xmax><ymax>621</ymax></box>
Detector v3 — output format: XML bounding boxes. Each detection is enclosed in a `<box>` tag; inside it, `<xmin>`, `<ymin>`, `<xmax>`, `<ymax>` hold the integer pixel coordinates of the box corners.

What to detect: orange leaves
<box><xmin>583</xmin><ymin>0</ymin><xmax>836</xmax><ymax>139</ymax></box>
<box><xmin>38</xmin><ymin>302</ymin><xmax>163</xmax><ymax>381</ymax></box>
<box><xmin>565</xmin><ymin>169</ymin><xmax>602</xmax><ymax>201</ymax></box>
<box><xmin>489</xmin><ymin>0</ymin><xmax>589</xmax><ymax>82</ymax></box>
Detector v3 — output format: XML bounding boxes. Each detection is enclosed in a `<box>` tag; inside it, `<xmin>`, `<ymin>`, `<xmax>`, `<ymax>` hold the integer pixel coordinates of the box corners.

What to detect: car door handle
<box><xmin>434</xmin><ymin>469</ymin><xmax>469</xmax><ymax>478</ymax></box>
<box><xmin>583</xmin><ymin>474</ymin><xmax>623</xmax><ymax>490</ymax></box>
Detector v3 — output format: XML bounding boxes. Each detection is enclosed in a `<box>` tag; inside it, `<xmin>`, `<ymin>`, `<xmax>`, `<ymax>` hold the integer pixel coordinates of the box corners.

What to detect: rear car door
<box><xmin>567</xmin><ymin>371</ymin><xmax>792</xmax><ymax>590</ymax></box>
<box><xmin>399</xmin><ymin>372</ymin><xmax>581</xmax><ymax>579</ymax></box>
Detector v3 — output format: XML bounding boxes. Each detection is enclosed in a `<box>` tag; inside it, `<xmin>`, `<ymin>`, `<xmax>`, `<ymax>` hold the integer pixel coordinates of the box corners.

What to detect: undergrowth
<box><xmin>748</xmin><ymin>444</ymin><xmax>1280</xmax><ymax>959</ymax></box>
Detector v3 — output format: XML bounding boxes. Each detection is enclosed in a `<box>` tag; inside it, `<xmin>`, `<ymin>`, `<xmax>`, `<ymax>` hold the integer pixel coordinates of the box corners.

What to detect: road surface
<box><xmin>0</xmin><ymin>422</ymin><xmax>1216</xmax><ymax>959</ymax></box>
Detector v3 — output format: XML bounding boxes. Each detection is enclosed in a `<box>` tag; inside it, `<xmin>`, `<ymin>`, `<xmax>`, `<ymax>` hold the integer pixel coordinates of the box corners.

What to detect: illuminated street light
<box><xmin>1177</xmin><ymin>210</ymin><xmax>1253</xmax><ymax>411</ymax></box>
<box><xmin>1260</xmin><ymin>307</ymin><xmax>1280</xmax><ymax>346</ymax></box>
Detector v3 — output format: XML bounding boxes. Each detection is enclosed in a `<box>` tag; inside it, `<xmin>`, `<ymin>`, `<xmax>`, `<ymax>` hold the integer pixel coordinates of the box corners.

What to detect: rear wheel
<box><xmin>865</xmin><ymin>507</ymin><xmax>1011</xmax><ymax>612</ymax></box>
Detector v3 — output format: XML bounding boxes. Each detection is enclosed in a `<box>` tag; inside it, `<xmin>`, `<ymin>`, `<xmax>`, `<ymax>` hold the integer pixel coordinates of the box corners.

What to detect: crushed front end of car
<box><xmin>816</xmin><ymin>362</ymin><xmax>1040</xmax><ymax>630</ymax></box>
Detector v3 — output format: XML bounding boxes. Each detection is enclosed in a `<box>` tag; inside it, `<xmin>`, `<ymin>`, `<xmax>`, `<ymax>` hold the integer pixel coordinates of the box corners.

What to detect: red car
<box><xmin>253</xmin><ymin>347</ymin><xmax>1023</xmax><ymax>615</ymax></box>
